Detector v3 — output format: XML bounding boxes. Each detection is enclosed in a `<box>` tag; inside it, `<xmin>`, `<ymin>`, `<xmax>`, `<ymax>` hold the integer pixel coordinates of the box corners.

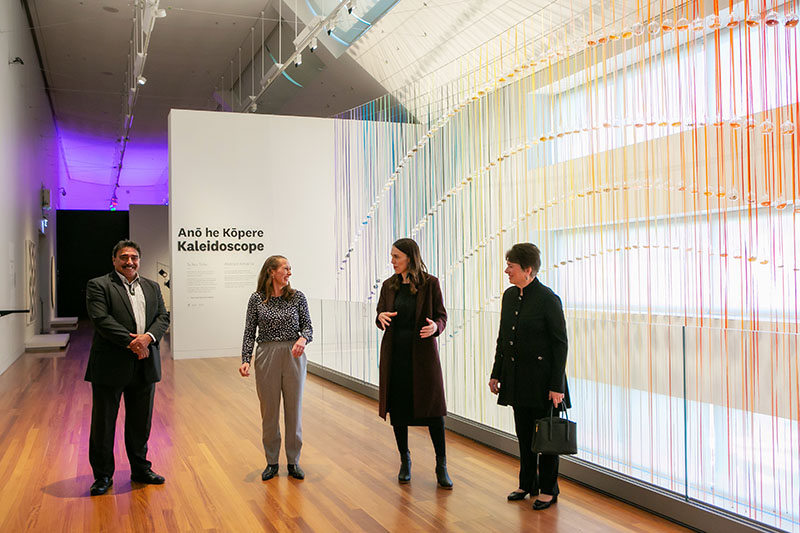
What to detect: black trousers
<box><xmin>392</xmin><ymin>416</ymin><xmax>446</xmax><ymax>457</ymax></box>
<box><xmin>513</xmin><ymin>405</ymin><xmax>560</xmax><ymax>496</ymax></box>
<box><xmin>89</xmin><ymin>367</ymin><xmax>155</xmax><ymax>479</ymax></box>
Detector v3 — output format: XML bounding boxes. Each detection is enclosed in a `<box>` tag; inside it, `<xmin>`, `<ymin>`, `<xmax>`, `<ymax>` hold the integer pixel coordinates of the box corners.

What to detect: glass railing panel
<box><xmin>567</xmin><ymin>316</ymin><xmax>687</xmax><ymax>493</ymax></box>
<box><xmin>685</xmin><ymin>326</ymin><xmax>799</xmax><ymax>532</ymax></box>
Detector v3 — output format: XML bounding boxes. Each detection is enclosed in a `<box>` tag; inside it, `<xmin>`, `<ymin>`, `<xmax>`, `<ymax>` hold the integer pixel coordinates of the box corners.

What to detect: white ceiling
<box><xmin>25</xmin><ymin>0</ymin><xmax>649</xmax><ymax>207</ymax></box>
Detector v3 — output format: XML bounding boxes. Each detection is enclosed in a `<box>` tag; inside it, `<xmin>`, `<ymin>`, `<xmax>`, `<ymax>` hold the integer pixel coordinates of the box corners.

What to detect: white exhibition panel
<box><xmin>130</xmin><ymin>205</ymin><xmax>171</xmax><ymax>312</ymax></box>
<box><xmin>169</xmin><ymin>110</ymin><xmax>336</xmax><ymax>359</ymax></box>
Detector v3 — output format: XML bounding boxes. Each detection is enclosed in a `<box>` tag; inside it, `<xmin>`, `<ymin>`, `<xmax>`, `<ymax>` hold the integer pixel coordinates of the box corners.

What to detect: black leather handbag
<box><xmin>531</xmin><ymin>405</ymin><xmax>577</xmax><ymax>455</ymax></box>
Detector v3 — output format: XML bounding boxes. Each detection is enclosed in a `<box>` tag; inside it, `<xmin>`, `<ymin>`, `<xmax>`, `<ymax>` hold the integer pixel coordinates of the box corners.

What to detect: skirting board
<box><xmin>308</xmin><ymin>361</ymin><xmax>777</xmax><ymax>533</ymax></box>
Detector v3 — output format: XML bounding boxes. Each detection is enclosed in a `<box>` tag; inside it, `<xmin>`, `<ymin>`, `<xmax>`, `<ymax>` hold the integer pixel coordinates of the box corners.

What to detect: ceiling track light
<box><xmin>260</xmin><ymin>62</ymin><xmax>283</xmax><ymax>87</ymax></box>
<box><xmin>115</xmin><ymin>0</ymin><xmax>160</xmax><ymax>207</ymax></box>
<box><xmin>292</xmin><ymin>15</ymin><xmax>323</xmax><ymax>50</ymax></box>
<box><xmin>245</xmin><ymin>1</ymin><xmax>346</xmax><ymax>110</ymax></box>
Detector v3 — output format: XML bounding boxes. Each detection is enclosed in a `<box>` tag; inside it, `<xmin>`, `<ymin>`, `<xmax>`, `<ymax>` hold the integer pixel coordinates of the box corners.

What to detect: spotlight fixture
<box><xmin>249</xmin><ymin>102</ymin><xmax>258</xmax><ymax>113</ymax></box>
<box><xmin>346</xmin><ymin>0</ymin><xmax>356</xmax><ymax>14</ymax></box>
<box><xmin>136</xmin><ymin>75</ymin><xmax>147</xmax><ymax>86</ymax></box>
<box><xmin>292</xmin><ymin>15</ymin><xmax>323</xmax><ymax>49</ymax></box>
<box><xmin>326</xmin><ymin>24</ymin><xmax>334</xmax><ymax>35</ymax></box>
<box><xmin>295</xmin><ymin>53</ymin><xmax>302</xmax><ymax>67</ymax></box>
<box><xmin>309</xmin><ymin>38</ymin><xmax>318</xmax><ymax>52</ymax></box>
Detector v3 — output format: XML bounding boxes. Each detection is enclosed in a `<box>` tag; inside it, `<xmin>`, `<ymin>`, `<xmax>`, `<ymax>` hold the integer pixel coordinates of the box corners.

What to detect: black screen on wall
<box><xmin>56</xmin><ymin>210</ymin><xmax>130</xmax><ymax>318</ymax></box>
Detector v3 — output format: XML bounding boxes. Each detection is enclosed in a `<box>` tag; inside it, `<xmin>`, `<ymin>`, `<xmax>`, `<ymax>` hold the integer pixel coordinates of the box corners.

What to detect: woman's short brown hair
<box><xmin>505</xmin><ymin>243</ymin><xmax>541</xmax><ymax>273</ymax></box>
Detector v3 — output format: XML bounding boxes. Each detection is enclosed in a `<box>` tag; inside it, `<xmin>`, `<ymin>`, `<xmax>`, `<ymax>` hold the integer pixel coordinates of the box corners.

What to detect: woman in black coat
<box><xmin>376</xmin><ymin>238</ymin><xmax>452</xmax><ymax>488</ymax></box>
<box><xmin>489</xmin><ymin>243</ymin><xmax>570</xmax><ymax>510</ymax></box>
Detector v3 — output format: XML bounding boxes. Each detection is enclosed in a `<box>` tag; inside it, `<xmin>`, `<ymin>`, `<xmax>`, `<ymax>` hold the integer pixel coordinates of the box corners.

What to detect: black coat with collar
<box><xmin>84</xmin><ymin>271</ymin><xmax>170</xmax><ymax>387</ymax></box>
<box><xmin>376</xmin><ymin>273</ymin><xmax>448</xmax><ymax>420</ymax></box>
<box><xmin>490</xmin><ymin>278</ymin><xmax>570</xmax><ymax>409</ymax></box>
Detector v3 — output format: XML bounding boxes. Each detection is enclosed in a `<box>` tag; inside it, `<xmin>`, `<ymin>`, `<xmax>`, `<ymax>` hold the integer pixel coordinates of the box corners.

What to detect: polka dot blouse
<box><xmin>241</xmin><ymin>290</ymin><xmax>313</xmax><ymax>363</ymax></box>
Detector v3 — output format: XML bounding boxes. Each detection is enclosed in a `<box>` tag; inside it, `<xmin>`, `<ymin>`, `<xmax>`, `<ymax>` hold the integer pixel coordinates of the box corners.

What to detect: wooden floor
<box><xmin>0</xmin><ymin>323</ymin><xmax>689</xmax><ymax>532</ymax></box>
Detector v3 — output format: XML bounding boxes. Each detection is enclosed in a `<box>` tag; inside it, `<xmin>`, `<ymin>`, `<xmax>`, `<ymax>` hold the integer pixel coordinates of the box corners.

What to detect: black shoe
<box><xmin>131</xmin><ymin>469</ymin><xmax>165</xmax><ymax>485</ymax></box>
<box><xmin>90</xmin><ymin>477</ymin><xmax>113</xmax><ymax>496</ymax></box>
<box><xmin>261</xmin><ymin>464</ymin><xmax>279</xmax><ymax>481</ymax></box>
<box><xmin>398</xmin><ymin>451</ymin><xmax>411</xmax><ymax>484</ymax></box>
<box><xmin>532</xmin><ymin>495</ymin><xmax>558</xmax><ymax>510</ymax></box>
<box><xmin>435</xmin><ymin>456</ymin><xmax>453</xmax><ymax>489</ymax></box>
<box><xmin>507</xmin><ymin>490</ymin><xmax>528</xmax><ymax>501</ymax></box>
<box><xmin>287</xmin><ymin>464</ymin><xmax>305</xmax><ymax>480</ymax></box>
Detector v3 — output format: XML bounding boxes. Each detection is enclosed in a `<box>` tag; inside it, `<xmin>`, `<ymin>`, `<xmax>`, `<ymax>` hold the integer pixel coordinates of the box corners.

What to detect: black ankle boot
<box><xmin>435</xmin><ymin>456</ymin><xmax>453</xmax><ymax>489</ymax></box>
<box><xmin>398</xmin><ymin>451</ymin><xmax>411</xmax><ymax>483</ymax></box>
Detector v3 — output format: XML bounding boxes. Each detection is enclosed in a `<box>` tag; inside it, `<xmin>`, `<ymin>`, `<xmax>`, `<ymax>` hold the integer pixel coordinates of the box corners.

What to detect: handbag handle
<box><xmin>547</xmin><ymin>403</ymin><xmax>570</xmax><ymax>441</ymax></box>
<box><xmin>548</xmin><ymin>402</ymin><xmax>569</xmax><ymax>419</ymax></box>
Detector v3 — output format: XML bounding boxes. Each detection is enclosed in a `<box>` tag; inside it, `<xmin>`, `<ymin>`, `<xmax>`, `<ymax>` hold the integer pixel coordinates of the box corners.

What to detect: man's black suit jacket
<box><xmin>85</xmin><ymin>272</ymin><xmax>170</xmax><ymax>387</ymax></box>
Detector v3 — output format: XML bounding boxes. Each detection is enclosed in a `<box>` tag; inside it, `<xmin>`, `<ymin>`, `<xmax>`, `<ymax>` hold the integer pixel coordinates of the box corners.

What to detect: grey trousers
<box><xmin>254</xmin><ymin>341</ymin><xmax>306</xmax><ymax>464</ymax></box>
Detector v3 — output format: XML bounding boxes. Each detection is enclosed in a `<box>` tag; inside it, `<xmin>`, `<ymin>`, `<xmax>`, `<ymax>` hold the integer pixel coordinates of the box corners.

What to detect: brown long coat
<box><xmin>376</xmin><ymin>273</ymin><xmax>447</xmax><ymax>420</ymax></box>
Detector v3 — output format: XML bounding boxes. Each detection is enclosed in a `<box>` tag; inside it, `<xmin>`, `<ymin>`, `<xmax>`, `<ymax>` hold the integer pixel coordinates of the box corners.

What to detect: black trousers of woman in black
<box><xmin>392</xmin><ymin>417</ymin><xmax>446</xmax><ymax>457</ymax></box>
<box><xmin>513</xmin><ymin>405</ymin><xmax>560</xmax><ymax>496</ymax></box>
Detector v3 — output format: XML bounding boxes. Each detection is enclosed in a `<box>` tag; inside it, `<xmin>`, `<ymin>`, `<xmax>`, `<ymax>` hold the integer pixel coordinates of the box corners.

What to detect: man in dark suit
<box><xmin>85</xmin><ymin>240</ymin><xmax>170</xmax><ymax>496</ymax></box>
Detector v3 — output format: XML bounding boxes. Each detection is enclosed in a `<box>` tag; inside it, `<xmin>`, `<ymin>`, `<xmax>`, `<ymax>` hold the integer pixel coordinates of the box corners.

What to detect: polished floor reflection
<box><xmin>0</xmin><ymin>323</ymin><xmax>688</xmax><ymax>531</ymax></box>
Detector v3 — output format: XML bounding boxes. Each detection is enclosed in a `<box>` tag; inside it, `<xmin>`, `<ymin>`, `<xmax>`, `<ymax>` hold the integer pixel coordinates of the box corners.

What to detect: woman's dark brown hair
<box><xmin>505</xmin><ymin>243</ymin><xmax>541</xmax><ymax>274</ymax></box>
<box><xmin>389</xmin><ymin>238</ymin><xmax>428</xmax><ymax>294</ymax></box>
<box><xmin>256</xmin><ymin>255</ymin><xmax>296</xmax><ymax>301</ymax></box>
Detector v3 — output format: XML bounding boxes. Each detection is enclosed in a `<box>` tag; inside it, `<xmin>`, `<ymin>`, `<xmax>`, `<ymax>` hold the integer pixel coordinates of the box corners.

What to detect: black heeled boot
<box><xmin>398</xmin><ymin>451</ymin><xmax>411</xmax><ymax>483</ymax></box>
<box><xmin>435</xmin><ymin>456</ymin><xmax>453</xmax><ymax>489</ymax></box>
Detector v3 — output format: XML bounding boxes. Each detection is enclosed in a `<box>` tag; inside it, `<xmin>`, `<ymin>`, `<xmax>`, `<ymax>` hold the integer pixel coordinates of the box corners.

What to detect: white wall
<box><xmin>130</xmin><ymin>204</ymin><xmax>171</xmax><ymax>311</ymax></box>
<box><xmin>0</xmin><ymin>0</ymin><xmax>63</xmax><ymax>374</ymax></box>
<box><xmin>169</xmin><ymin>110</ymin><xmax>336</xmax><ymax>359</ymax></box>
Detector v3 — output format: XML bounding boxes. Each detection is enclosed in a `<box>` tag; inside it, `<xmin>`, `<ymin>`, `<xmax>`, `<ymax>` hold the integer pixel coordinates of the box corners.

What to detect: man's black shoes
<box><xmin>90</xmin><ymin>477</ymin><xmax>113</xmax><ymax>496</ymax></box>
<box><xmin>131</xmin><ymin>469</ymin><xmax>165</xmax><ymax>485</ymax></box>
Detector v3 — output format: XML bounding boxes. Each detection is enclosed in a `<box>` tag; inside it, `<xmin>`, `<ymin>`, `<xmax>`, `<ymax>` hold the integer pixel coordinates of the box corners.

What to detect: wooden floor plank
<box><xmin>0</xmin><ymin>323</ymin><xmax>689</xmax><ymax>532</ymax></box>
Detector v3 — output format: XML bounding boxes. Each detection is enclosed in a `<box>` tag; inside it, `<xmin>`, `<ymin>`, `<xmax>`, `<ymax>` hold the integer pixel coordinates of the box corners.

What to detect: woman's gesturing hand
<box><xmin>378</xmin><ymin>311</ymin><xmax>397</xmax><ymax>330</ymax></box>
<box><xmin>419</xmin><ymin>317</ymin><xmax>437</xmax><ymax>338</ymax></box>
<box><xmin>488</xmin><ymin>378</ymin><xmax>500</xmax><ymax>394</ymax></box>
<box><xmin>239</xmin><ymin>362</ymin><xmax>251</xmax><ymax>377</ymax></box>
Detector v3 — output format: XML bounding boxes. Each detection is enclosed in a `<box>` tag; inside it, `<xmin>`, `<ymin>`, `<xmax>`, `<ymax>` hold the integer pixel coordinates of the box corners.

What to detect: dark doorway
<box><xmin>56</xmin><ymin>210</ymin><xmax>129</xmax><ymax>318</ymax></box>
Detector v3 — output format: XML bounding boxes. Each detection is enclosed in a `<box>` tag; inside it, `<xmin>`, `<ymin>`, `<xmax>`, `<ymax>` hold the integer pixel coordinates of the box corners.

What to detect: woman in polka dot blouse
<box><xmin>240</xmin><ymin>255</ymin><xmax>313</xmax><ymax>482</ymax></box>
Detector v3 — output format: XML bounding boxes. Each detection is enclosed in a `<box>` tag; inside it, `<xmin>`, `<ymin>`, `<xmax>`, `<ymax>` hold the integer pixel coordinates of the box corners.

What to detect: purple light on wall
<box><xmin>57</xmin><ymin>128</ymin><xmax>169</xmax><ymax>210</ymax></box>
<box><xmin>58</xmin><ymin>129</ymin><xmax>120</xmax><ymax>184</ymax></box>
<box><xmin>118</xmin><ymin>143</ymin><xmax>169</xmax><ymax>187</ymax></box>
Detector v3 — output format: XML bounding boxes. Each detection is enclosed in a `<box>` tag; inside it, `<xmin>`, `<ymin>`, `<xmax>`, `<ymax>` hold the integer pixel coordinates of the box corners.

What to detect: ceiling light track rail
<box><xmin>227</xmin><ymin>0</ymin><xmax>359</xmax><ymax>114</ymax></box>
<box><xmin>110</xmin><ymin>0</ymin><xmax>166</xmax><ymax>209</ymax></box>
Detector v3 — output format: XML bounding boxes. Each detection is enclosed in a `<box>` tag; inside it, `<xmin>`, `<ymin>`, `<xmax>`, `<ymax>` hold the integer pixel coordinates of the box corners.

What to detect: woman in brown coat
<box><xmin>376</xmin><ymin>238</ymin><xmax>452</xmax><ymax>488</ymax></box>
